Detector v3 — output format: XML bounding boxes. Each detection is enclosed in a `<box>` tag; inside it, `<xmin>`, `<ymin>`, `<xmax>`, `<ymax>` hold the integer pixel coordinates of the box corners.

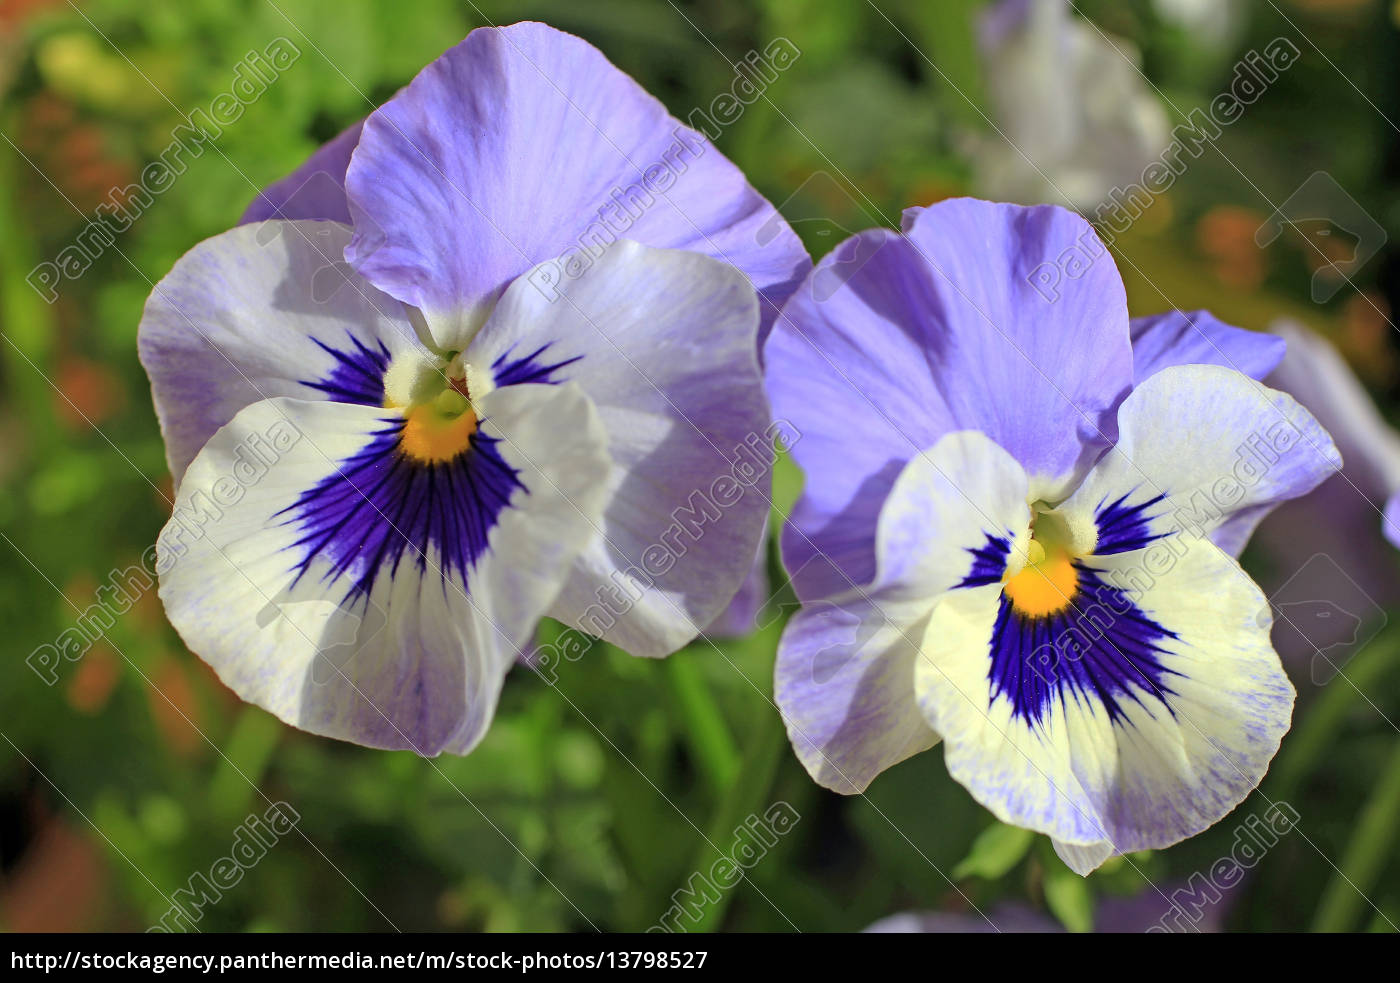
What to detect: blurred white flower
<box><xmin>973</xmin><ymin>0</ymin><xmax>1170</xmax><ymax>211</ymax></box>
<box><xmin>1266</xmin><ymin>322</ymin><xmax>1400</xmax><ymax>543</ymax></box>
<box><xmin>1152</xmin><ymin>0</ymin><xmax>1247</xmax><ymax>50</ymax></box>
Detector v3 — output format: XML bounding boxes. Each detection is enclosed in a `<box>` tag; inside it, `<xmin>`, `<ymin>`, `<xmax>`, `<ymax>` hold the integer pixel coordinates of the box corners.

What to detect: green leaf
<box><xmin>951</xmin><ymin>822</ymin><xmax>1034</xmax><ymax>880</ymax></box>
<box><xmin>666</xmin><ymin>652</ymin><xmax>740</xmax><ymax>797</ymax></box>
<box><xmin>1312</xmin><ymin>732</ymin><xmax>1400</xmax><ymax>932</ymax></box>
<box><xmin>1043</xmin><ymin>858</ymin><xmax>1095</xmax><ymax>933</ymax></box>
<box><xmin>1268</xmin><ymin>625</ymin><xmax>1400</xmax><ymax>804</ymax></box>
<box><xmin>208</xmin><ymin>707</ymin><xmax>283</xmax><ymax>822</ymax></box>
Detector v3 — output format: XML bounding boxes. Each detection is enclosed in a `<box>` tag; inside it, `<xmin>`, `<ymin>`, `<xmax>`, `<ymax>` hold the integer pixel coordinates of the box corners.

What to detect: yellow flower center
<box><xmin>400</xmin><ymin>395</ymin><xmax>477</xmax><ymax>464</ymax></box>
<box><xmin>382</xmin><ymin>349</ymin><xmax>490</xmax><ymax>465</ymax></box>
<box><xmin>1003</xmin><ymin>508</ymin><xmax>1080</xmax><ymax>618</ymax></box>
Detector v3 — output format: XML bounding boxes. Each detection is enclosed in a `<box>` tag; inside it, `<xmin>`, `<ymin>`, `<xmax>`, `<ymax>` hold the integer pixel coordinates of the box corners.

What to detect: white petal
<box><xmin>156</xmin><ymin>384</ymin><xmax>609</xmax><ymax>755</ymax></box>
<box><xmin>138</xmin><ymin>220</ymin><xmax>422</xmax><ymax>486</ymax></box>
<box><xmin>1064</xmin><ymin>364</ymin><xmax>1340</xmax><ymax>557</ymax></box>
<box><xmin>1053</xmin><ymin>838</ymin><xmax>1115</xmax><ymax>876</ymax></box>
<box><xmin>469</xmin><ymin>239</ymin><xmax>768</xmax><ymax>657</ymax></box>
<box><xmin>915</xmin><ymin>529</ymin><xmax>1293</xmax><ymax>855</ymax></box>
<box><xmin>775</xmin><ymin>431</ymin><xmax>1031</xmax><ymax>793</ymax></box>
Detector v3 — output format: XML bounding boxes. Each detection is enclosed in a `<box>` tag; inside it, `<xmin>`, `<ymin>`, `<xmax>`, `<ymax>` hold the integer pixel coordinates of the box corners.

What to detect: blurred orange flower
<box><xmin>1341</xmin><ymin>291</ymin><xmax>1396</xmax><ymax>385</ymax></box>
<box><xmin>66</xmin><ymin>641</ymin><xmax>119</xmax><ymax>713</ymax></box>
<box><xmin>1196</xmin><ymin>205</ymin><xmax>1268</xmax><ymax>290</ymax></box>
<box><xmin>0</xmin><ymin>0</ymin><xmax>72</xmax><ymax>29</ymax></box>
<box><xmin>146</xmin><ymin>656</ymin><xmax>205</xmax><ymax>756</ymax></box>
<box><xmin>53</xmin><ymin>356</ymin><xmax>126</xmax><ymax>430</ymax></box>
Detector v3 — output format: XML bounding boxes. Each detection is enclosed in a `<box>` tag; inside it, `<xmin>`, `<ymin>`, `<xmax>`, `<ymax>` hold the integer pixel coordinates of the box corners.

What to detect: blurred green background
<box><xmin>2</xmin><ymin>0</ymin><xmax>1399</xmax><ymax>933</ymax></box>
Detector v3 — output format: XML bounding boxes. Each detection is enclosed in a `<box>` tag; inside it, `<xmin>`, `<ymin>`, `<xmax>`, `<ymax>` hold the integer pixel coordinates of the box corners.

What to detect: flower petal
<box><xmin>766</xmin><ymin>227</ymin><xmax>948</xmax><ymax>601</ymax></box>
<box><xmin>865</xmin><ymin>905</ymin><xmax>1060</xmax><ymax>933</ymax></box>
<box><xmin>895</xmin><ymin>199</ymin><xmax>1132</xmax><ymax>492</ymax></box>
<box><xmin>768</xmin><ymin>199</ymin><xmax>1132</xmax><ymax>600</ymax></box>
<box><xmin>775</xmin><ymin>589</ymin><xmax>939</xmax><ymax>795</ymax></box>
<box><xmin>775</xmin><ymin>431</ymin><xmax>1031</xmax><ymax>793</ymax></box>
<box><xmin>240</xmin><ymin>120</ymin><xmax>365</xmax><ymax>225</ymax></box>
<box><xmin>1264</xmin><ymin>321</ymin><xmax>1400</xmax><ymax>546</ymax></box>
<box><xmin>1129</xmin><ymin>310</ymin><xmax>1284</xmax><ymax>385</ymax></box>
<box><xmin>1246</xmin><ymin>322</ymin><xmax>1400</xmax><ymax>669</ymax></box>
<box><xmin>156</xmin><ymin>383</ymin><xmax>610</xmax><ymax>755</ymax></box>
<box><xmin>915</xmin><ymin>530</ymin><xmax>1293</xmax><ymax>863</ymax></box>
<box><xmin>343</xmin><ymin>23</ymin><xmax>808</xmax><ymax>348</ymax></box>
<box><xmin>1052</xmin><ymin>838</ymin><xmax>1115</xmax><ymax>877</ymax></box>
<box><xmin>138</xmin><ymin>220</ymin><xmax>421</xmax><ymax>486</ymax></box>
<box><xmin>470</xmin><ymin>240</ymin><xmax>768</xmax><ymax>656</ymax></box>
<box><xmin>702</xmin><ymin>537</ymin><xmax>769</xmax><ymax>638</ymax></box>
<box><xmin>1064</xmin><ymin>364</ymin><xmax>1341</xmax><ymax>557</ymax></box>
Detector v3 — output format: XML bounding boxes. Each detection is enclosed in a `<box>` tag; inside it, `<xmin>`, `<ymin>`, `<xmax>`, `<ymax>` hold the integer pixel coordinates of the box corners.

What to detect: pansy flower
<box><xmin>139</xmin><ymin>23</ymin><xmax>808</xmax><ymax>755</ymax></box>
<box><xmin>767</xmin><ymin>198</ymin><xmax>1339</xmax><ymax>872</ymax></box>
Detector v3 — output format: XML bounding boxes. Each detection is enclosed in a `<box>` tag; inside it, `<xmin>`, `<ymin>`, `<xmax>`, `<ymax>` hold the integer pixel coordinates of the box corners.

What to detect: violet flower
<box><xmin>766</xmin><ymin>198</ymin><xmax>1338</xmax><ymax>872</ymax></box>
<box><xmin>138</xmin><ymin>23</ymin><xmax>808</xmax><ymax>755</ymax></box>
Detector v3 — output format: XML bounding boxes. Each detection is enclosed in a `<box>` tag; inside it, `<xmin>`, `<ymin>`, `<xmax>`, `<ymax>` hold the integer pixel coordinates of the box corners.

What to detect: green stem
<box><xmin>685</xmin><ymin>702</ymin><xmax>787</xmax><ymax>933</ymax></box>
<box><xmin>208</xmin><ymin>707</ymin><xmax>284</xmax><ymax>822</ymax></box>
<box><xmin>666</xmin><ymin>654</ymin><xmax>740</xmax><ymax>797</ymax></box>
<box><xmin>1311</xmin><ymin>734</ymin><xmax>1400</xmax><ymax>932</ymax></box>
<box><xmin>1268</xmin><ymin>627</ymin><xmax>1400</xmax><ymax>803</ymax></box>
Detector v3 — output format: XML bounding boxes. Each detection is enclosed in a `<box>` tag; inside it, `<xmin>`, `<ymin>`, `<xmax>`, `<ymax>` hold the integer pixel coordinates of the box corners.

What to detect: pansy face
<box><xmin>139</xmin><ymin>24</ymin><xmax>810</xmax><ymax>755</ymax></box>
<box><xmin>767</xmin><ymin>198</ymin><xmax>1340</xmax><ymax>872</ymax></box>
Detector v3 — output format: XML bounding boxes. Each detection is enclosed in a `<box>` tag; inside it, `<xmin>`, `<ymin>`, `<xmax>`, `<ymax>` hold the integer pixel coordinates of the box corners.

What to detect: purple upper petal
<box><xmin>1130</xmin><ymin>310</ymin><xmax>1285</xmax><ymax>385</ymax></box>
<box><xmin>898</xmin><ymin>201</ymin><xmax>1133</xmax><ymax>487</ymax></box>
<box><xmin>767</xmin><ymin>198</ymin><xmax>1132</xmax><ymax>599</ymax></box>
<box><xmin>342</xmin><ymin>22</ymin><xmax>808</xmax><ymax>347</ymax></box>
<box><xmin>240</xmin><ymin>120</ymin><xmax>365</xmax><ymax>226</ymax></box>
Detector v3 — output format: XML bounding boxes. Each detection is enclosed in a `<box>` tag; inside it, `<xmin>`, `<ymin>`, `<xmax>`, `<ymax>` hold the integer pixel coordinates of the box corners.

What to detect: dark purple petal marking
<box><xmin>988</xmin><ymin>560</ymin><xmax>1179</xmax><ymax>727</ymax></box>
<box><xmin>278</xmin><ymin>333</ymin><xmax>587</xmax><ymax>604</ymax></box>
<box><xmin>956</xmin><ymin>531</ymin><xmax>1181</xmax><ymax>727</ymax></box>
<box><xmin>956</xmin><ymin>534</ymin><xmax>1012</xmax><ymax>588</ymax></box>
<box><xmin>301</xmin><ymin>333</ymin><xmax>392</xmax><ymax>406</ymax></box>
<box><xmin>300</xmin><ymin>334</ymin><xmax>583</xmax><ymax>407</ymax></box>
<box><xmin>491</xmin><ymin>342</ymin><xmax>582</xmax><ymax>387</ymax></box>
<box><xmin>1094</xmin><ymin>490</ymin><xmax>1168</xmax><ymax>555</ymax></box>
<box><xmin>277</xmin><ymin>421</ymin><xmax>524</xmax><ymax>603</ymax></box>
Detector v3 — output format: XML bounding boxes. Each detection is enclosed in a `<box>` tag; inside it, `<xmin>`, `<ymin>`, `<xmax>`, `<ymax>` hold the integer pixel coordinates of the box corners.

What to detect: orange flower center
<box><xmin>1003</xmin><ymin>546</ymin><xmax>1078</xmax><ymax>617</ymax></box>
<box><xmin>1003</xmin><ymin>510</ymin><xmax>1081</xmax><ymax>618</ymax></box>
<box><xmin>397</xmin><ymin>390</ymin><xmax>478</xmax><ymax>464</ymax></box>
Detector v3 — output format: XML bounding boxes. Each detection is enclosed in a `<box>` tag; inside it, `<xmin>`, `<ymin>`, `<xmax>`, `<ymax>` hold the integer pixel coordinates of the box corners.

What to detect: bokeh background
<box><xmin>2</xmin><ymin>0</ymin><xmax>1399</xmax><ymax>933</ymax></box>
